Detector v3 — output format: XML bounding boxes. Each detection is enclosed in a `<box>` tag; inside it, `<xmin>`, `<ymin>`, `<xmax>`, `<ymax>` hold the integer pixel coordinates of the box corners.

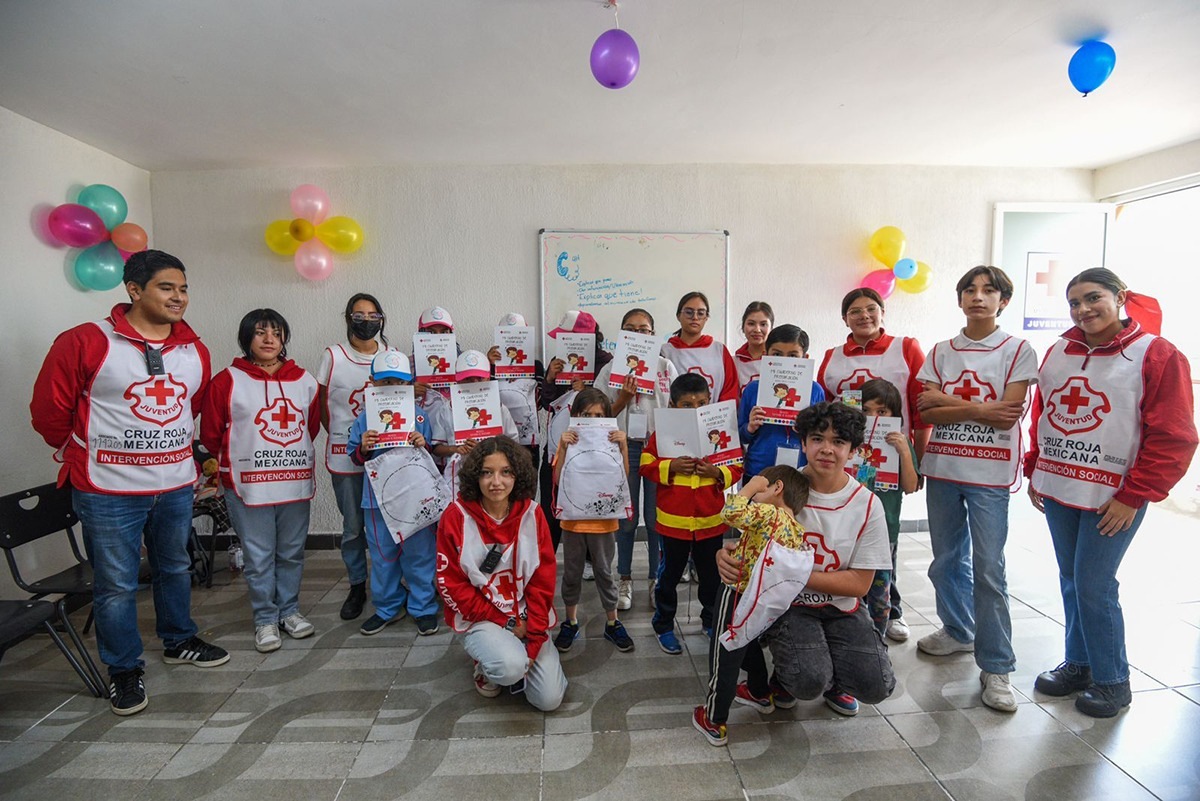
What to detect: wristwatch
<box><xmin>504</xmin><ymin>617</ymin><xmax>518</xmax><ymax>632</ymax></box>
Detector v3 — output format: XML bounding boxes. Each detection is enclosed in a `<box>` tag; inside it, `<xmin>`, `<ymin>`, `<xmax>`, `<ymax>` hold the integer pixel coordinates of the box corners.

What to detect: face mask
<box><xmin>350</xmin><ymin>320</ymin><xmax>381</xmax><ymax>340</ymax></box>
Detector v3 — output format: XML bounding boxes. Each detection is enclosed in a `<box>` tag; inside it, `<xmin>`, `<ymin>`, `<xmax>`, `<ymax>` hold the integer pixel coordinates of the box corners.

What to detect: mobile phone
<box><xmin>480</xmin><ymin>544</ymin><xmax>503</xmax><ymax>574</ymax></box>
<box><xmin>144</xmin><ymin>346</ymin><xmax>165</xmax><ymax>376</ymax></box>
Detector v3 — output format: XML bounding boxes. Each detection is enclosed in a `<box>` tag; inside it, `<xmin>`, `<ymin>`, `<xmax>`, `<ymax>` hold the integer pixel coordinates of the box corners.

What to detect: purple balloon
<box><xmin>48</xmin><ymin>203</ymin><xmax>108</xmax><ymax>248</ymax></box>
<box><xmin>590</xmin><ymin>28</ymin><xmax>640</xmax><ymax>89</ymax></box>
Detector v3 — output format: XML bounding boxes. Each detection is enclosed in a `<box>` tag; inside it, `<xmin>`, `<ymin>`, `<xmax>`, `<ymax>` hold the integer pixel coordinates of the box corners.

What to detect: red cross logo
<box><xmin>944</xmin><ymin>371</ymin><xmax>996</xmax><ymax>404</ymax></box>
<box><xmin>837</xmin><ymin>368</ymin><xmax>878</xmax><ymax>395</ymax></box>
<box><xmin>370</xmin><ymin>471</ymin><xmax>378</xmax><ymax>479</ymax></box>
<box><xmin>865</xmin><ymin>447</ymin><xmax>885</xmax><ymax>468</ymax></box>
<box><xmin>782</xmin><ymin>387</ymin><xmax>801</xmax><ymax>407</ymax></box>
<box><xmin>145</xmin><ymin>379</ymin><xmax>175</xmax><ymax>406</ymax></box>
<box><xmin>763</xmin><ymin>556</ymin><xmax>775</xmax><ymax>568</ymax></box>
<box><xmin>1046</xmin><ymin>376</ymin><xmax>1111</xmax><ymax>436</ymax></box>
<box><xmin>713</xmin><ymin>430</ymin><xmax>732</xmax><ymax>449</ymax></box>
<box><xmin>802</xmin><ymin>531</ymin><xmax>840</xmax><ymax>571</ymax></box>
<box><xmin>1034</xmin><ymin>257</ymin><xmax>1069</xmax><ymax>297</ymax></box>
<box><xmin>513</xmin><ymin>349</ymin><xmax>527</xmax><ymax>363</ymax></box>
<box><xmin>486</xmin><ymin>569</ymin><xmax>518</xmax><ymax>611</ymax></box>
<box><xmin>255</xmin><ymin>398</ymin><xmax>305</xmax><ymax>447</ymax></box>
<box><xmin>632</xmin><ymin>359</ymin><xmax>649</xmax><ymax>377</ymax></box>
<box><xmin>475</xmin><ymin>408</ymin><xmax>493</xmax><ymax>427</ymax></box>
<box><xmin>124</xmin><ymin>375</ymin><xmax>187</xmax><ymax>426</ymax></box>
<box><xmin>435</xmin><ymin>357</ymin><xmax>449</xmax><ymax>373</ymax></box>
<box><xmin>687</xmin><ymin>366</ymin><xmax>715</xmax><ymax>391</ymax></box>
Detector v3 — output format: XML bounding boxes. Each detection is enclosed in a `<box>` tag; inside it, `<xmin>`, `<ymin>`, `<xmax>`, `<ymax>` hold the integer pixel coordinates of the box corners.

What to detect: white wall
<box><xmin>0</xmin><ymin>106</ymin><xmax>151</xmax><ymax>592</ymax></box>
<box><xmin>150</xmin><ymin>163</ymin><xmax>1093</xmax><ymax>535</ymax></box>
<box><xmin>1095</xmin><ymin>138</ymin><xmax>1200</xmax><ymax>200</ymax></box>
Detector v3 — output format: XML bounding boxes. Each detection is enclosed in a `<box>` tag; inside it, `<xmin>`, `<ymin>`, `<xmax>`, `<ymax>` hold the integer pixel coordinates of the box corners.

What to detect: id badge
<box><xmin>627</xmin><ymin>413</ymin><xmax>648</xmax><ymax>440</ymax></box>
<box><xmin>775</xmin><ymin>447</ymin><xmax>800</xmax><ymax>468</ymax></box>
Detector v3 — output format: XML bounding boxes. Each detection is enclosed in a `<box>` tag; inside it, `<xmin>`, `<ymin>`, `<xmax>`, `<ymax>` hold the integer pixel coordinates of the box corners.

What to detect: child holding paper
<box><xmin>487</xmin><ymin>312</ymin><xmax>544</xmax><ymax>470</ymax></box>
<box><xmin>859</xmin><ymin>379</ymin><xmax>920</xmax><ymax>642</ymax></box>
<box><xmin>551</xmin><ymin>389</ymin><xmax>635</xmax><ymax>653</ymax></box>
<box><xmin>738</xmin><ymin>325</ymin><xmax>826</xmax><ymax>482</ymax></box>
<box><xmin>693</xmin><ymin>467</ymin><xmax>811</xmax><ymax>747</ymax></box>
<box><xmin>641</xmin><ymin>373</ymin><xmax>743</xmax><ymax>655</ymax></box>
<box><xmin>347</xmin><ymin>351</ymin><xmax>441</xmax><ymax>637</ymax></box>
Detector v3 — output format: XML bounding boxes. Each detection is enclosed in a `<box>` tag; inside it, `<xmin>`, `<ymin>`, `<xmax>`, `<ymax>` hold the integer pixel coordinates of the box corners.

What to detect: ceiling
<box><xmin>2</xmin><ymin>0</ymin><xmax>1199</xmax><ymax>172</ymax></box>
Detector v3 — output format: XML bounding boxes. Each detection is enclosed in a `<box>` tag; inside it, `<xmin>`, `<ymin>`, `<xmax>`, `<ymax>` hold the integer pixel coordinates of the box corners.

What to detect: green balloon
<box><xmin>74</xmin><ymin>242</ymin><xmax>125</xmax><ymax>291</ymax></box>
<box><xmin>77</xmin><ymin>184</ymin><xmax>128</xmax><ymax>230</ymax></box>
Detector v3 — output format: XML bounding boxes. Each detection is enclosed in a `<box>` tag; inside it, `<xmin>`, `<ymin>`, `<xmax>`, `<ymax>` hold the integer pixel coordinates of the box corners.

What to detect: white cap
<box><xmin>370</xmin><ymin>349</ymin><xmax>412</xmax><ymax>381</ymax></box>
<box><xmin>418</xmin><ymin>306</ymin><xmax>454</xmax><ymax>331</ymax></box>
<box><xmin>498</xmin><ymin>312</ymin><xmax>526</xmax><ymax>327</ymax></box>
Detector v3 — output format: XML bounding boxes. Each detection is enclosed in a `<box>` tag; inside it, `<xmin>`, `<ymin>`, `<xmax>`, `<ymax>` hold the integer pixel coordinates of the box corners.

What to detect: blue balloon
<box><xmin>1068</xmin><ymin>41</ymin><xmax>1116</xmax><ymax>96</ymax></box>
<box><xmin>893</xmin><ymin>258</ymin><xmax>918</xmax><ymax>280</ymax></box>
<box><xmin>74</xmin><ymin>242</ymin><xmax>125</xmax><ymax>291</ymax></box>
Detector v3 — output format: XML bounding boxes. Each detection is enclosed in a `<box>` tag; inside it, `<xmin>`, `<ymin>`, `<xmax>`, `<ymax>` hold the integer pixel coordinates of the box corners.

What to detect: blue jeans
<box><xmin>463</xmin><ymin>622</ymin><xmax>566</xmax><ymax>711</ymax></box>
<box><xmin>331</xmin><ymin>472</ymin><xmax>368</xmax><ymax>585</ymax></box>
<box><xmin>616</xmin><ymin>439</ymin><xmax>660</xmax><ymax>579</ymax></box>
<box><xmin>73</xmin><ymin>486</ymin><xmax>198</xmax><ymax>675</ymax></box>
<box><xmin>363</xmin><ymin>509</ymin><xmax>438</xmax><ymax>619</ymax></box>
<box><xmin>925</xmin><ymin>478</ymin><xmax>1015</xmax><ymax>674</ymax></box>
<box><xmin>224</xmin><ymin>495</ymin><xmax>311</xmax><ymax>626</ymax></box>
<box><xmin>1044</xmin><ymin>497</ymin><xmax>1146</xmax><ymax>685</ymax></box>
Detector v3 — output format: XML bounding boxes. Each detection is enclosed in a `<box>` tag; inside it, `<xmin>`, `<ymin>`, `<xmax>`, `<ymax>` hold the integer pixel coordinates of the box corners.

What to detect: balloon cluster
<box><xmin>860</xmin><ymin>227</ymin><xmax>933</xmax><ymax>299</ymax></box>
<box><xmin>590</xmin><ymin>2</ymin><xmax>639</xmax><ymax>89</ymax></box>
<box><xmin>47</xmin><ymin>184</ymin><xmax>148</xmax><ymax>291</ymax></box>
<box><xmin>264</xmin><ymin>185</ymin><xmax>364</xmax><ymax>281</ymax></box>
<box><xmin>1068</xmin><ymin>40</ymin><xmax>1116</xmax><ymax>97</ymax></box>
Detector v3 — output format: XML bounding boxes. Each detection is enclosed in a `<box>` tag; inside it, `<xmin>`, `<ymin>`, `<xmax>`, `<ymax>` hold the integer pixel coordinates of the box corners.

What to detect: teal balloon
<box><xmin>77</xmin><ymin>184</ymin><xmax>128</xmax><ymax>230</ymax></box>
<box><xmin>74</xmin><ymin>242</ymin><xmax>125</xmax><ymax>291</ymax></box>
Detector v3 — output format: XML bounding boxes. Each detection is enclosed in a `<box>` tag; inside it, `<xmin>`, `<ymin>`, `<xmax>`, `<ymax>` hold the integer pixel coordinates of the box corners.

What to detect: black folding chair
<box><xmin>0</xmin><ymin>599</ymin><xmax>103</xmax><ymax>696</ymax></box>
<box><xmin>0</xmin><ymin>483</ymin><xmax>106</xmax><ymax>697</ymax></box>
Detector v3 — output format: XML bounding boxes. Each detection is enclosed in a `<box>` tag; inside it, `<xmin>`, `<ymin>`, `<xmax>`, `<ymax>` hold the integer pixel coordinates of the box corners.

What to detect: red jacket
<box><xmin>639</xmin><ymin>433</ymin><xmax>742</xmax><ymax>540</ymax></box>
<box><xmin>436</xmin><ymin>498</ymin><xmax>556</xmax><ymax>659</ymax></box>
<box><xmin>199</xmin><ymin>358</ymin><xmax>322</xmax><ymax>492</ymax></box>
<box><xmin>817</xmin><ymin>331</ymin><xmax>931</xmax><ymax>430</ymax></box>
<box><xmin>30</xmin><ymin>304</ymin><xmax>211</xmax><ymax>493</ymax></box>
<box><xmin>1024</xmin><ymin>322</ymin><xmax>1197</xmax><ymax>509</ymax></box>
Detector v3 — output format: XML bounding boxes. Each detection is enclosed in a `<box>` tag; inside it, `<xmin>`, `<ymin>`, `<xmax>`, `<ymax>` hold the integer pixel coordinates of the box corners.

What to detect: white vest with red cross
<box><xmin>224</xmin><ymin>369</ymin><xmax>317</xmax><ymax>506</ymax></box>
<box><xmin>1031</xmin><ymin>335</ymin><xmax>1154</xmax><ymax>510</ymax></box>
<box><xmin>322</xmin><ymin>344</ymin><xmax>373</xmax><ymax>475</ymax></box>
<box><xmin>445</xmin><ymin>501</ymin><xmax>552</xmax><ymax>633</ymax></box>
<box><xmin>920</xmin><ymin>333</ymin><xmax>1035</xmax><ymax>488</ymax></box>
<box><xmin>820</xmin><ymin>337</ymin><xmax>914</xmax><ymax>433</ymax></box>
<box><xmin>81</xmin><ymin>323</ymin><xmax>203</xmax><ymax>494</ymax></box>
<box><xmin>661</xmin><ymin>338</ymin><xmax>729</xmax><ymax>399</ymax></box>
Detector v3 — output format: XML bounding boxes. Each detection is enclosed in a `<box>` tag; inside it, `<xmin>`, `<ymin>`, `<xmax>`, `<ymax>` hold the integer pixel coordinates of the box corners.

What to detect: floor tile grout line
<box><xmin>877</xmin><ymin>707</ymin><xmax>958</xmax><ymax>801</ymax></box>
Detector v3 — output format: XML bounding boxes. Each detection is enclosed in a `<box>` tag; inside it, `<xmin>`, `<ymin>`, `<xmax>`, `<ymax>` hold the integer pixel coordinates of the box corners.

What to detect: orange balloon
<box><xmin>111</xmin><ymin>222</ymin><xmax>148</xmax><ymax>253</ymax></box>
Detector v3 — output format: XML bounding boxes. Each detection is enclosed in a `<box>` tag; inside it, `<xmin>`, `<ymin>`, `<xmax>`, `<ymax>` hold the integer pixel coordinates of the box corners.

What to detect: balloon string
<box><xmin>606</xmin><ymin>0</ymin><xmax>620</xmax><ymax>29</ymax></box>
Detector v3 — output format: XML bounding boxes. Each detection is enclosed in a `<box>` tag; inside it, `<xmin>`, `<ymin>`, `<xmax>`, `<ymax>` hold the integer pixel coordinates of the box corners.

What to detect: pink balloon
<box><xmin>294</xmin><ymin>240</ymin><xmax>334</xmax><ymax>281</ymax></box>
<box><xmin>860</xmin><ymin>268</ymin><xmax>897</xmax><ymax>299</ymax></box>
<box><xmin>48</xmin><ymin>203</ymin><xmax>108</xmax><ymax>248</ymax></box>
<box><xmin>290</xmin><ymin>184</ymin><xmax>331</xmax><ymax>224</ymax></box>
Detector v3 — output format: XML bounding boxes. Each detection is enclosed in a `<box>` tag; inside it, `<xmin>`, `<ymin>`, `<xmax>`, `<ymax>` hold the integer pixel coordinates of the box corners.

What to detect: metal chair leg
<box><xmin>40</xmin><ymin>621</ymin><xmax>103</xmax><ymax>697</ymax></box>
<box><xmin>56</xmin><ymin>600</ymin><xmax>106</xmax><ymax>698</ymax></box>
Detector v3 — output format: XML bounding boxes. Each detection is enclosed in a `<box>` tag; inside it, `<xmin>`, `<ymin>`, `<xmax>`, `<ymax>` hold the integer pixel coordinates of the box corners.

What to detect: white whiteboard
<box><xmin>539</xmin><ymin>230</ymin><xmax>730</xmax><ymax>358</ymax></box>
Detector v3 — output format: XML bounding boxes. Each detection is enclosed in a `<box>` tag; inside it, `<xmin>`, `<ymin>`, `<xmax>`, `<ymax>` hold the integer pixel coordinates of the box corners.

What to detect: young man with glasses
<box><xmin>32</xmin><ymin>250</ymin><xmax>229</xmax><ymax>716</ymax></box>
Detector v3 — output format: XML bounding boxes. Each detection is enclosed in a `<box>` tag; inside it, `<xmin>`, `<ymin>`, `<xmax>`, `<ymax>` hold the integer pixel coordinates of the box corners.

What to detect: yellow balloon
<box><xmin>289</xmin><ymin>218</ymin><xmax>316</xmax><ymax>242</ymax></box>
<box><xmin>868</xmin><ymin>226</ymin><xmax>907</xmax><ymax>267</ymax></box>
<box><xmin>316</xmin><ymin>216</ymin><xmax>364</xmax><ymax>254</ymax></box>
<box><xmin>264</xmin><ymin>219</ymin><xmax>300</xmax><ymax>255</ymax></box>
<box><xmin>897</xmin><ymin>261</ymin><xmax>933</xmax><ymax>293</ymax></box>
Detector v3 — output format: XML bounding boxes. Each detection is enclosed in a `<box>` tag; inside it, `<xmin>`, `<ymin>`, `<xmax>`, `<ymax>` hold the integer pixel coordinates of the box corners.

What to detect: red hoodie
<box><xmin>200</xmin><ymin>358</ymin><xmax>322</xmax><ymax>495</ymax></box>
<box><xmin>436</xmin><ymin>498</ymin><xmax>556</xmax><ymax>659</ymax></box>
<box><xmin>31</xmin><ymin>304</ymin><xmax>211</xmax><ymax>494</ymax></box>
<box><xmin>1024</xmin><ymin>321</ymin><xmax>1197</xmax><ymax>509</ymax></box>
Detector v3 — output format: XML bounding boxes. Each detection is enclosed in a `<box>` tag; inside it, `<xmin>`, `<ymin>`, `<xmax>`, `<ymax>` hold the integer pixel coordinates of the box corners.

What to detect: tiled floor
<box><xmin>2</xmin><ymin>496</ymin><xmax>1199</xmax><ymax>800</ymax></box>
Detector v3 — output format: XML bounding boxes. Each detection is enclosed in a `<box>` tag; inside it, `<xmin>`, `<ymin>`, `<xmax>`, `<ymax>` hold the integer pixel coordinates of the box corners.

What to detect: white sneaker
<box><xmin>980</xmin><ymin>671</ymin><xmax>1018</xmax><ymax>713</ymax></box>
<box><xmin>279</xmin><ymin>613</ymin><xmax>315</xmax><ymax>639</ymax></box>
<box><xmin>617</xmin><ymin>578</ymin><xmax>633</xmax><ymax>611</ymax></box>
<box><xmin>583</xmin><ymin>561</ymin><xmax>595</xmax><ymax>581</ymax></box>
<box><xmin>255</xmin><ymin>623</ymin><xmax>282</xmax><ymax>653</ymax></box>
<box><xmin>917</xmin><ymin>627</ymin><xmax>974</xmax><ymax>656</ymax></box>
<box><xmin>473</xmin><ymin>661</ymin><xmax>501</xmax><ymax>698</ymax></box>
<box><xmin>886</xmin><ymin>617</ymin><xmax>910</xmax><ymax>643</ymax></box>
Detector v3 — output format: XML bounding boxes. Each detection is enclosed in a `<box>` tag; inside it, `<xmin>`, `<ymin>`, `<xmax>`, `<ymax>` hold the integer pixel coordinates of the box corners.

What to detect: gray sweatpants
<box><xmin>560</xmin><ymin>531</ymin><xmax>618</xmax><ymax>611</ymax></box>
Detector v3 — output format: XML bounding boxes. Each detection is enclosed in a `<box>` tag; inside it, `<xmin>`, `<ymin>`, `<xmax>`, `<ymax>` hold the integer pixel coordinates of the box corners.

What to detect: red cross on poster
<box><xmin>414</xmin><ymin>333</ymin><xmax>458</xmax><ymax>387</ymax></box>
<box><xmin>757</xmin><ymin>355</ymin><xmax>815</xmax><ymax>425</ymax></box>
<box><xmin>364</xmin><ymin>385</ymin><xmax>417</xmax><ymax>448</ymax></box>
<box><xmin>494</xmin><ymin>325</ymin><xmax>537</xmax><ymax>379</ymax></box>
<box><xmin>609</xmin><ymin>330</ymin><xmax>661</xmax><ymax>395</ymax></box>
<box><xmin>451</xmin><ymin>380</ymin><xmax>505</xmax><ymax>444</ymax></box>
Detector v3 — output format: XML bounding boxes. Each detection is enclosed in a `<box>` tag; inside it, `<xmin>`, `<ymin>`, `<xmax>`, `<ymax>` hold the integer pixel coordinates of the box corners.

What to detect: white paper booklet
<box><xmin>413</xmin><ymin>333</ymin><xmax>457</xmax><ymax>387</ymax></box>
<box><xmin>363</xmin><ymin>385</ymin><xmax>415</xmax><ymax>449</ymax></box>
<box><xmin>450</xmin><ymin>381</ymin><xmax>504</xmax><ymax>444</ymax></box>
<box><xmin>494</xmin><ymin>326</ymin><xmax>536</xmax><ymax>379</ymax></box>
<box><xmin>554</xmin><ymin>333</ymin><xmax>596</xmax><ymax>385</ymax></box>
<box><xmin>608</xmin><ymin>331</ymin><xmax>661</xmax><ymax>396</ymax></box>
<box><xmin>555</xmin><ymin>418</ymin><xmax>631</xmax><ymax>520</ymax></box>
<box><xmin>652</xmin><ymin>400</ymin><xmax>743</xmax><ymax>466</ymax></box>
<box><xmin>755</xmin><ymin>356</ymin><xmax>815</xmax><ymax>425</ymax></box>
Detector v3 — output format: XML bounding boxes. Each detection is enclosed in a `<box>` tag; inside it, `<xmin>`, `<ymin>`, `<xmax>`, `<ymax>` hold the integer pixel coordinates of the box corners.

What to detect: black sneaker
<box><xmin>360</xmin><ymin>612</ymin><xmax>402</xmax><ymax>636</ymax></box>
<box><xmin>109</xmin><ymin>668</ymin><xmax>148</xmax><ymax>716</ymax></box>
<box><xmin>415</xmin><ymin>615</ymin><xmax>440</xmax><ymax>636</ymax></box>
<box><xmin>554</xmin><ymin>620</ymin><xmax>580</xmax><ymax>652</ymax></box>
<box><xmin>604</xmin><ymin>620</ymin><xmax>635</xmax><ymax>652</ymax></box>
<box><xmin>162</xmin><ymin>636</ymin><xmax>230</xmax><ymax>667</ymax></box>
<box><xmin>1075</xmin><ymin>680</ymin><xmax>1132</xmax><ymax>718</ymax></box>
<box><xmin>340</xmin><ymin>582</ymin><xmax>367</xmax><ymax>621</ymax></box>
<box><xmin>1034</xmin><ymin>661</ymin><xmax>1092</xmax><ymax>696</ymax></box>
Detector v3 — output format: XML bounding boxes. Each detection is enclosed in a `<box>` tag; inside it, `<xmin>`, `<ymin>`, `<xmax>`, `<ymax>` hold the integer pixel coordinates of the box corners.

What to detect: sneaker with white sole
<box><xmin>473</xmin><ymin>662</ymin><xmax>501</xmax><ymax>698</ymax></box>
<box><xmin>980</xmin><ymin>671</ymin><xmax>1018</xmax><ymax>712</ymax></box>
<box><xmin>917</xmin><ymin>627</ymin><xmax>974</xmax><ymax>656</ymax></box>
<box><xmin>617</xmin><ymin>578</ymin><xmax>633</xmax><ymax>611</ymax></box>
<box><xmin>823</xmin><ymin>690</ymin><xmax>859</xmax><ymax>716</ymax></box>
<box><xmin>692</xmin><ymin>705</ymin><xmax>727</xmax><ymax>747</ymax></box>
<box><xmin>162</xmin><ymin>636</ymin><xmax>230</xmax><ymax>667</ymax></box>
<box><xmin>279</xmin><ymin>613</ymin><xmax>315</xmax><ymax>639</ymax></box>
<box><xmin>734</xmin><ymin>682</ymin><xmax>774</xmax><ymax>714</ymax></box>
<box><xmin>109</xmin><ymin>668</ymin><xmax>148</xmax><ymax>716</ymax></box>
<box><xmin>255</xmin><ymin>623</ymin><xmax>282</xmax><ymax>653</ymax></box>
<box><xmin>582</xmin><ymin>561</ymin><xmax>594</xmax><ymax>581</ymax></box>
<box><xmin>886</xmin><ymin>616</ymin><xmax>910</xmax><ymax>642</ymax></box>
